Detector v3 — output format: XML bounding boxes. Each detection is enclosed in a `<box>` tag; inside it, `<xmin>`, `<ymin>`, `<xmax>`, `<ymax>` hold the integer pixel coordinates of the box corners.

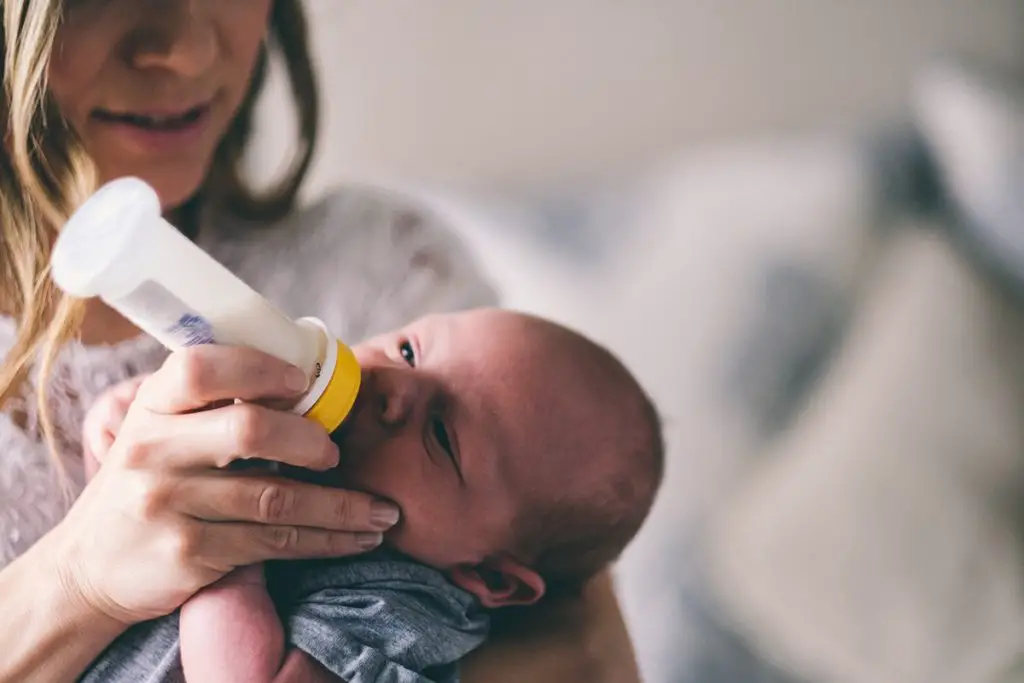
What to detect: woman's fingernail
<box><xmin>284</xmin><ymin>367</ymin><xmax>308</xmax><ymax>393</ymax></box>
<box><xmin>323</xmin><ymin>441</ymin><xmax>340</xmax><ymax>469</ymax></box>
<box><xmin>371</xmin><ymin>503</ymin><xmax>401</xmax><ymax>529</ymax></box>
<box><xmin>357</xmin><ymin>532</ymin><xmax>383</xmax><ymax>549</ymax></box>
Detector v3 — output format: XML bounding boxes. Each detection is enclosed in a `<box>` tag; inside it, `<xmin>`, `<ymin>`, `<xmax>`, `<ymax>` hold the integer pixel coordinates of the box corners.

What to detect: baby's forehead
<box><xmin>413</xmin><ymin>307</ymin><xmax>634</xmax><ymax>407</ymax></box>
<box><xmin>416</xmin><ymin>310</ymin><xmax>650</xmax><ymax>481</ymax></box>
<box><xmin>427</xmin><ymin>309</ymin><xmax>620</xmax><ymax>402</ymax></box>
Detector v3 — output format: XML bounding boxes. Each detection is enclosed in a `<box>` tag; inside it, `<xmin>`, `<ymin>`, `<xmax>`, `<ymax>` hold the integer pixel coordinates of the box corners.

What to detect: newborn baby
<box><xmin>81</xmin><ymin>308</ymin><xmax>663</xmax><ymax>683</ymax></box>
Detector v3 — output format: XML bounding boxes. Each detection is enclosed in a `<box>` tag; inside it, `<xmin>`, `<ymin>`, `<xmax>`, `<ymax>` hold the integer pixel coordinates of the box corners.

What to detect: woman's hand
<box><xmin>58</xmin><ymin>345</ymin><xmax>397</xmax><ymax>626</ymax></box>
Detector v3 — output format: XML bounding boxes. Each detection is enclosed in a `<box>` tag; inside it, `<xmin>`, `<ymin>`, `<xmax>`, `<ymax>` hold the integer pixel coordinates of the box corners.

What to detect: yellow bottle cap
<box><xmin>305</xmin><ymin>340</ymin><xmax>362</xmax><ymax>434</ymax></box>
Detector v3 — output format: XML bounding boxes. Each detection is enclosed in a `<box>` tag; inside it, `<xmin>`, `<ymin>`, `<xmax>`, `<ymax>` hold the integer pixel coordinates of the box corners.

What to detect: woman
<box><xmin>0</xmin><ymin>1</ymin><xmax>640</xmax><ymax>681</ymax></box>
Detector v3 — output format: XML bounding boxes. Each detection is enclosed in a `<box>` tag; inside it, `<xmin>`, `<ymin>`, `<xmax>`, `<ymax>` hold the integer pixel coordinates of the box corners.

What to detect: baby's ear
<box><xmin>449</xmin><ymin>555</ymin><xmax>545</xmax><ymax>608</ymax></box>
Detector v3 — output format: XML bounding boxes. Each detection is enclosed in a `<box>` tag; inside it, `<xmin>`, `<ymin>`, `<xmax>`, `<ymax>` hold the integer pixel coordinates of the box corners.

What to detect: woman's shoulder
<box><xmin>202</xmin><ymin>185</ymin><xmax>499</xmax><ymax>340</ymax></box>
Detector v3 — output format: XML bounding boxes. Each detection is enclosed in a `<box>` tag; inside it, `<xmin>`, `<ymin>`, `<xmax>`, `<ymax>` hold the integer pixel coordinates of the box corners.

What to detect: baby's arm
<box><xmin>180</xmin><ymin>564</ymin><xmax>285</xmax><ymax>683</ymax></box>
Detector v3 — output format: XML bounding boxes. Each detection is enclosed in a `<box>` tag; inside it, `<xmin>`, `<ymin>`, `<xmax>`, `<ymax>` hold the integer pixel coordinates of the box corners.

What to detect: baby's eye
<box><xmin>399</xmin><ymin>340</ymin><xmax>416</xmax><ymax>367</ymax></box>
<box><xmin>432</xmin><ymin>417</ymin><xmax>452</xmax><ymax>454</ymax></box>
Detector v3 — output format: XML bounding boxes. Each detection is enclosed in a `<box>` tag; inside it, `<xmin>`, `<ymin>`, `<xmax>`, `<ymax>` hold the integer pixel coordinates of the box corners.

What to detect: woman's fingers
<box><xmin>195</xmin><ymin>522</ymin><xmax>384</xmax><ymax>566</ymax></box>
<box><xmin>63</xmin><ymin>343</ymin><xmax>386</xmax><ymax>625</ymax></box>
<box><xmin>135</xmin><ymin>345</ymin><xmax>309</xmax><ymax>415</ymax></box>
<box><xmin>174</xmin><ymin>474</ymin><xmax>399</xmax><ymax>533</ymax></box>
<box><xmin>115</xmin><ymin>403</ymin><xmax>340</xmax><ymax>471</ymax></box>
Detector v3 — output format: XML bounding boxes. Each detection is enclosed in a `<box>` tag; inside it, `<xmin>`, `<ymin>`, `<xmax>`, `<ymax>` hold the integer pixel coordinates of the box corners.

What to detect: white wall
<box><xmin>256</xmin><ymin>0</ymin><xmax>1023</xmax><ymax>194</ymax></box>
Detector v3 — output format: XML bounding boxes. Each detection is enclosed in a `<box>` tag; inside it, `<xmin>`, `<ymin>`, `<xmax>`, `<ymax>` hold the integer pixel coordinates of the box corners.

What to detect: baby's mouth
<box><xmin>331</xmin><ymin>370</ymin><xmax>375</xmax><ymax>447</ymax></box>
<box><xmin>91</xmin><ymin>104</ymin><xmax>209</xmax><ymax>131</ymax></box>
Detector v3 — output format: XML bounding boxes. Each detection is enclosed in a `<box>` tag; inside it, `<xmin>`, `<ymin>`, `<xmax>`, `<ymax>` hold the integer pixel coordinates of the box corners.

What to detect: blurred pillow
<box><xmin>707</xmin><ymin>225</ymin><xmax>1024</xmax><ymax>683</ymax></box>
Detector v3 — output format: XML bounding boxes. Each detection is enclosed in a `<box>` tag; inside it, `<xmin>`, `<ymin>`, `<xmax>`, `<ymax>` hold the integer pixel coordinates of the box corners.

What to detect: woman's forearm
<box><xmin>0</xmin><ymin>533</ymin><xmax>126</xmax><ymax>683</ymax></box>
<box><xmin>461</xmin><ymin>571</ymin><xmax>641</xmax><ymax>683</ymax></box>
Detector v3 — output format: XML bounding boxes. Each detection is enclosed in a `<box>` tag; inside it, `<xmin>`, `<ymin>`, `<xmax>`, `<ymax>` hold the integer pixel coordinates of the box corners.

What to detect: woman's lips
<box><xmin>90</xmin><ymin>104</ymin><xmax>213</xmax><ymax>153</ymax></box>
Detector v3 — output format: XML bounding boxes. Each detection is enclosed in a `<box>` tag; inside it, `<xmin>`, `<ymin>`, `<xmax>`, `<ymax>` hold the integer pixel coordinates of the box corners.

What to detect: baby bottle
<box><xmin>50</xmin><ymin>177</ymin><xmax>361</xmax><ymax>434</ymax></box>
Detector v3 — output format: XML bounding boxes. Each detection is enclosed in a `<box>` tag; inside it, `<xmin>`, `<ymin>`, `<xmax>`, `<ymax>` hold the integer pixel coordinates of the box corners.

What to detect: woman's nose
<box><xmin>129</xmin><ymin>2</ymin><xmax>218</xmax><ymax>77</ymax></box>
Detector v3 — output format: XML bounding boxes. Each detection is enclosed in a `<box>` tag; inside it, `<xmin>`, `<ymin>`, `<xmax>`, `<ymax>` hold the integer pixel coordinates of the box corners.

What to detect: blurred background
<box><xmin>256</xmin><ymin>2</ymin><xmax>1024</xmax><ymax>682</ymax></box>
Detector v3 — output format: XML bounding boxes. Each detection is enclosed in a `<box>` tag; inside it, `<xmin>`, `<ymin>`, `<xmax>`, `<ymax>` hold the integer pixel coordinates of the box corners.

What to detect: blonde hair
<box><xmin>0</xmin><ymin>0</ymin><xmax>319</xmax><ymax>461</ymax></box>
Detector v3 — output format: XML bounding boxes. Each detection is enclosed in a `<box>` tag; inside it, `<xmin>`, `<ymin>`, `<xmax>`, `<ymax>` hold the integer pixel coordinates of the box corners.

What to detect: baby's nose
<box><xmin>372</xmin><ymin>366</ymin><xmax>420</xmax><ymax>430</ymax></box>
<box><xmin>330</xmin><ymin>367</ymin><xmax>416</xmax><ymax>454</ymax></box>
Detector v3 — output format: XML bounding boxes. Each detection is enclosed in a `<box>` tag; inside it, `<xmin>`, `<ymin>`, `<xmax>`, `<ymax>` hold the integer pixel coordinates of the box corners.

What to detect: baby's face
<box><xmin>330</xmin><ymin>310</ymin><xmax>552</xmax><ymax>569</ymax></box>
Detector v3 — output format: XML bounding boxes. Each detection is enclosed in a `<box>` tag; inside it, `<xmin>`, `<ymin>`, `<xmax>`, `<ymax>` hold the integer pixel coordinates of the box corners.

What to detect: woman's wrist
<box><xmin>0</xmin><ymin>531</ymin><xmax>126</xmax><ymax>683</ymax></box>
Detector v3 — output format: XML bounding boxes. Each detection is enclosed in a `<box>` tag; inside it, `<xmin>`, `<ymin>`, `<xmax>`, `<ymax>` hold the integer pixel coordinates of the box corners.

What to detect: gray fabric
<box><xmin>80</xmin><ymin>550</ymin><xmax>488</xmax><ymax>683</ymax></box>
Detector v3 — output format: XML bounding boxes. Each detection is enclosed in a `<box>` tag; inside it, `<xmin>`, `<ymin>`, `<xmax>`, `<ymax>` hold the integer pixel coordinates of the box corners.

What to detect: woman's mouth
<box><xmin>90</xmin><ymin>104</ymin><xmax>213</xmax><ymax>151</ymax></box>
<box><xmin>92</xmin><ymin>104</ymin><xmax>209</xmax><ymax>130</ymax></box>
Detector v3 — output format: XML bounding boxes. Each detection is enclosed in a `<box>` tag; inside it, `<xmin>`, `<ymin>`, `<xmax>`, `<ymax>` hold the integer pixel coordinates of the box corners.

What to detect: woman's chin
<box><xmin>96</xmin><ymin>163</ymin><xmax>209</xmax><ymax>213</ymax></box>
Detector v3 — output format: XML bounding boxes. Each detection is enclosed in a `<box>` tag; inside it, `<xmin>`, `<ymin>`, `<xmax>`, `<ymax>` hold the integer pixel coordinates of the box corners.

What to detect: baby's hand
<box><xmin>181</xmin><ymin>562</ymin><xmax>284</xmax><ymax>682</ymax></box>
<box><xmin>81</xmin><ymin>375</ymin><xmax>149</xmax><ymax>479</ymax></box>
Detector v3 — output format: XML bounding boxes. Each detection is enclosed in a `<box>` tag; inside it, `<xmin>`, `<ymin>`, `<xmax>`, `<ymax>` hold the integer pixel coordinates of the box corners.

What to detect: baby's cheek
<box><xmin>385</xmin><ymin>499</ymin><xmax>469</xmax><ymax>568</ymax></box>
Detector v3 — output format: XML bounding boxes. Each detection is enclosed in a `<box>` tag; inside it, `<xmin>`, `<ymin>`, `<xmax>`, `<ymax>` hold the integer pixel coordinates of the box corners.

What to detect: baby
<box><xmin>81</xmin><ymin>308</ymin><xmax>663</xmax><ymax>683</ymax></box>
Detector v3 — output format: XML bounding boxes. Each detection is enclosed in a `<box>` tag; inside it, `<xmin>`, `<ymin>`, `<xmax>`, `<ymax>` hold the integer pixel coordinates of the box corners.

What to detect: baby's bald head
<box><xmin>490</xmin><ymin>312</ymin><xmax>664</xmax><ymax>594</ymax></box>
